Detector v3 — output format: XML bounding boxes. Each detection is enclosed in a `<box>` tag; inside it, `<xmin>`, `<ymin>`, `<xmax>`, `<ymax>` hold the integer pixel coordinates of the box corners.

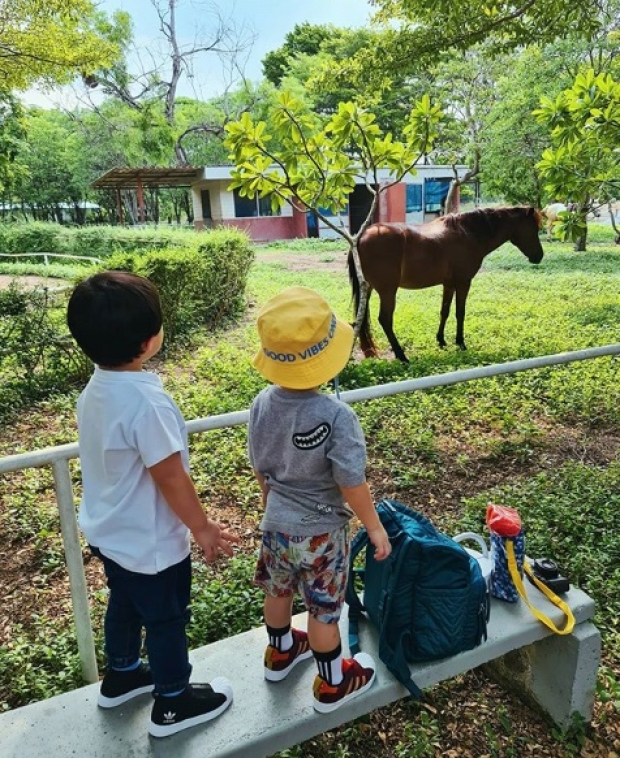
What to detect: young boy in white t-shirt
<box><xmin>67</xmin><ymin>270</ymin><xmax>239</xmax><ymax>738</ymax></box>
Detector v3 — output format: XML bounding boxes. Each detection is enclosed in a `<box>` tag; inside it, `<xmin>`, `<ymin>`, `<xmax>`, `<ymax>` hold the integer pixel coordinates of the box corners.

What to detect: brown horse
<box><xmin>349</xmin><ymin>206</ymin><xmax>544</xmax><ymax>362</ymax></box>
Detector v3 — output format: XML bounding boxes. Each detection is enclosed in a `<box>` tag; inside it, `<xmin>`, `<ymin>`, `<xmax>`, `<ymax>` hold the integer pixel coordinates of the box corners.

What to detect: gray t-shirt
<box><xmin>248</xmin><ymin>385</ymin><xmax>367</xmax><ymax>536</ymax></box>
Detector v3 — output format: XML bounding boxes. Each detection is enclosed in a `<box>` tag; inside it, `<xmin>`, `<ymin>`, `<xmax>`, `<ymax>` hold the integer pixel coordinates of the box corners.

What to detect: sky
<box><xmin>22</xmin><ymin>0</ymin><xmax>375</xmax><ymax>108</ymax></box>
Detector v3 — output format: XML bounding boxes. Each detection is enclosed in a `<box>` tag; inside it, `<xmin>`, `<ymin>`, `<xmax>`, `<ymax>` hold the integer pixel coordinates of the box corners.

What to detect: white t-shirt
<box><xmin>76</xmin><ymin>366</ymin><xmax>191</xmax><ymax>574</ymax></box>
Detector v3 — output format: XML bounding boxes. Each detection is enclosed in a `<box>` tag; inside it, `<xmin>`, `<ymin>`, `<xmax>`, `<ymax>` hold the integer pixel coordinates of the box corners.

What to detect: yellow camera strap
<box><xmin>506</xmin><ymin>541</ymin><xmax>575</xmax><ymax>635</ymax></box>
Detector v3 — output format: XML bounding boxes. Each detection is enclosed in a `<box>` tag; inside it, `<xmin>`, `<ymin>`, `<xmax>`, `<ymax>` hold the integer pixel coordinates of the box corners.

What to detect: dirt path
<box><xmin>0</xmin><ymin>274</ymin><xmax>66</xmax><ymax>290</ymax></box>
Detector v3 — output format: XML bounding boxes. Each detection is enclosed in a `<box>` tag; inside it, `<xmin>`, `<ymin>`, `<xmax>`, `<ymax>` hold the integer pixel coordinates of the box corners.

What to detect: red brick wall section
<box><xmin>384</xmin><ymin>183</ymin><xmax>406</xmax><ymax>222</ymax></box>
<box><xmin>218</xmin><ymin>216</ymin><xmax>300</xmax><ymax>242</ymax></box>
<box><xmin>292</xmin><ymin>204</ymin><xmax>309</xmax><ymax>238</ymax></box>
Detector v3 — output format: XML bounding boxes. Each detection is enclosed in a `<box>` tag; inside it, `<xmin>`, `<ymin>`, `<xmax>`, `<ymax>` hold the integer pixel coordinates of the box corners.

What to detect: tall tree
<box><xmin>319</xmin><ymin>0</ymin><xmax>612</xmax><ymax>110</ymax></box>
<box><xmin>427</xmin><ymin>46</ymin><xmax>508</xmax><ymax>211</ymax></box>
<box><xmin>1</xmin><ymin>0</ymin><xmax>118</xmax><ymax>90</ymax></box>
<box><xmin>262</xmin><ymin>23</ymin><xmax>335</xmax><ymax>87</ymax></box>
<box><xmin>0</xmin><ymin>92</ymin><xmax>26</xmax><ymax>196</ymax></box>
<box><xmin>80</xmin><ymin>0</ymin><xmax>256</xmax><ymax>165</ymax></box>
<box><xmin>370</xmin><ymin>0</ymin><xmax>606</xmax><ymax>66</ymax></box>
<box><xmin>224</xmin><ymin>92</ymin><xmax>442</xmax><ymax>335</ymax></box>
<box><xmin>480</xmin><ymin>46</ymin><xmax>572</xmax><ymax>206</ymax></box>
<box><xmin>12</xmin><ymin>107</ymin><xmax>92</xmax><ymax>219</ymax></box>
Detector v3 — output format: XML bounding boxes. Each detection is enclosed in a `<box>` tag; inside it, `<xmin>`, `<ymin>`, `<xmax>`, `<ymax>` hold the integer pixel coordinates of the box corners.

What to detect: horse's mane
<box><xmin>441</xmin><ymin>206</ymin><xmax>542</xmax><ymax>236</ymax></box>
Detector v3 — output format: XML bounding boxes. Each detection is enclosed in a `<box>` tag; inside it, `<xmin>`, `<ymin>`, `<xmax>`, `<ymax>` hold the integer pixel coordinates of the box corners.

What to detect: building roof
<box><xmin>92</xmin><ymin>163</ymin><xmax>473</xmax><ymax>191</ymax></box>
<box><xmin>91</xmin><ymin>167</ymin><xmax>202</xmax><ymax>190</ymax></box>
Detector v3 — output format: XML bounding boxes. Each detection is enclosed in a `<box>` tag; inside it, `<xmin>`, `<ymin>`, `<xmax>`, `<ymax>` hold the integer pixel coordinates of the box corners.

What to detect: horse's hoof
<box><xmin>457</xmin><ymin>343</ymin><xmax>467</xmax><ymax>351</ymax></box>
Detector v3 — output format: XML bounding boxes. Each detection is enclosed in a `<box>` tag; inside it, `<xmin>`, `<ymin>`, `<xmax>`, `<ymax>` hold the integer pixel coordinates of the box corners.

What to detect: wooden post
<box><xmin>136</xmin><ymin>176</ymin><xmax>145</xmax><ymax>224</ymax></box>
<box><xmin>116</xmin><ymin>188</ymin><xmax>124</xmax><ymax>226</ymax></box>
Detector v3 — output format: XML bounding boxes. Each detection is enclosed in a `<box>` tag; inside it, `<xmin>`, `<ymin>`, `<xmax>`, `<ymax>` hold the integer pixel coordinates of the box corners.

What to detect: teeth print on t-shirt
<box><xmin>292</xmin><ymin>423</ymin><xmax>331</xmax><ymax>449</ymax></box>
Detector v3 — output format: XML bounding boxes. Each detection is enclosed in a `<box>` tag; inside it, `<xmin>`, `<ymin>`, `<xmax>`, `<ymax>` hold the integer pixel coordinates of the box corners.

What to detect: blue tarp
<box><xmin>406</xmin><ymin>184</ymin><xmax>423</xmax><ymax>213</ymax></box>
<box><xmin>424</xmin><ymin>179</ymin><xmax>451</xmax><ymax>212</ymax></box>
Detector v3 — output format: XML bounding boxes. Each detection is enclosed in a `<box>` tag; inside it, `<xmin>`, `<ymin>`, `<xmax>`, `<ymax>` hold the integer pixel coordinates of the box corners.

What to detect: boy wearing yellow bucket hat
<box><xmin>248</xmin><ymin>286</ymin><xmax>391</xmax><ymax>713</ymax></box>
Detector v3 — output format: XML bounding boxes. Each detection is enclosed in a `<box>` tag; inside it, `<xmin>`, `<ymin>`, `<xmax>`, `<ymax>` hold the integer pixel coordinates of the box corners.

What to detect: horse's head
<box><xmin>510</xmin><ymin>207</ymin><xmax>544</xmax><ymax>264</ymax></box>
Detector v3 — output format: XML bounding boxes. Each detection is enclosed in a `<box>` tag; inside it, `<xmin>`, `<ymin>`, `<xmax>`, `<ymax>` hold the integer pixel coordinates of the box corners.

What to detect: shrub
<box><xmin>0</xmin><ymin>222</ymin><xmax>73</xmax><ymax>255</ymax></box>
<box><xmin>105</xmin><ymin>228</ymin><xmax>254</xmax><ymax>343</ymax></box>
<box><xmin>0</xmin><ymin>284</ymin><xmax>90</xmax><ymax>422</ymax></box>
<box><xmin>0</xmin><ymin>221</ymin><xmax>207</xmax><ymax>259</ymax></box>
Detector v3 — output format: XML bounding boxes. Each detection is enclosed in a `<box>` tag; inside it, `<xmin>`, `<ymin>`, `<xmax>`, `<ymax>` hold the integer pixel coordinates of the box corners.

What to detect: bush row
<box><xmin>0</xmin><ymin>221</ymin><xmax>201</xmax><ymax>258</ymax></box>
<box><xmin>0</xmin><ymin>228</ymin><xmax>254</xmax><ymax>422</ymax></box>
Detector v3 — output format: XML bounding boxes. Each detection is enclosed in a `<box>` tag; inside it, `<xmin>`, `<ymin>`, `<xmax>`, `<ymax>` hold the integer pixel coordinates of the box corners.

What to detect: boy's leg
<box><xmin>92</xmin><ymin>547</ymin><xmax>154</xmax><ymax>708</ymax></box>
<box><xmin>134</xmin><ymin>555</ymin><xmax>192</xmax><ymax>693</ymax></box>
<box><xmin>97</xmin><ymin>550</ymin><xmax>143</xmax><ymax>667</ymax></box>
<box><xmin>265</xmin><ymin>593</ymin><xmax>294</xmax><ymax>649</ymax></box>
<box><xmin>300</xmin><ymin>527</ymin><xmax>377</xmax><ymax>713</ymax></box>
<box><xmin>254</xmin><ymin>532</ymin><xmax>312</xmax><ymax>682</ymax></box>
<box><xmin>128</xmin><ymin>556</ymin><xmax>232</xmax><ymax>737</ymax></box>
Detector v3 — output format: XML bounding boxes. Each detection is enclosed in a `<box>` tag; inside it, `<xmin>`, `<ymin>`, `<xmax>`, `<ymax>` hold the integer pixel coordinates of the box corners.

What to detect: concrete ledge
<box><xmin>0</xmin><ymin>583</ymin><xmax>596</xmax><ymax>758</ymax></box>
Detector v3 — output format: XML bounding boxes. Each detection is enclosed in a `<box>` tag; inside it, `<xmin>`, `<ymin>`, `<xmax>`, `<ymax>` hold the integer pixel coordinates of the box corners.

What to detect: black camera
<box><xmin>527</xmin><ymin>558</ymin><xmax>570</xmax><ymax>594</ymax></box>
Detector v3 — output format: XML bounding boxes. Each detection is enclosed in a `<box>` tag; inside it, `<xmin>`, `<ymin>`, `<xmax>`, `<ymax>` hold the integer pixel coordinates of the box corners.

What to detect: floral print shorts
<box><xmin>254</xmin><ymin>525</ymin><xmax>350</xmax><ymax>624</ymax></box>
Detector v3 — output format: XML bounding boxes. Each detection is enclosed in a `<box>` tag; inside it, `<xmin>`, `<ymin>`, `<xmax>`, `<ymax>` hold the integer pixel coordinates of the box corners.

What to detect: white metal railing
<box><xmin>1</xmin><ymin>344</ymin><xmax>620</xmax><ymax>684</ymax></box>
<box><xmin>0</xmin><ymin>252</ymin><xmax>102</xmax><ymax>266</ymax></box>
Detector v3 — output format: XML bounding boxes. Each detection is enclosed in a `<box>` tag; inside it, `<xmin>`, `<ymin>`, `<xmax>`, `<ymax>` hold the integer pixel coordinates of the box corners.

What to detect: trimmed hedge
<box><xmin>104</xmin><ymin>228</ymin><xmax>254</xmax><ymax>342</ymax></box>
<box><xmin>0</xmin><ymin>221</ymin><xmax>202</xmax><ymax>258</ymax></box>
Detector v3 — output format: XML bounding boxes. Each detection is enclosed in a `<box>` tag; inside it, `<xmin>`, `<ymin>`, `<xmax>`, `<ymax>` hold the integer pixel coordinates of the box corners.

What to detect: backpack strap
<box><xmin>346</xmin><ymin>528</ymin><xmax>370</xmax><ymax>656</ymax></box>
<box><xmin>506</xmin><ymin>540</ymin><xmax>575</xmax><ymax>635</ymax></box>
<box><xmin>347</xmin><ymin>501</ymin><xmax>424</xmax><ymax>697</ymax></box>
<box><xmin>375</xmin><ymin>533</ymin><xmax>423</xmax><ymax>698</ymax></box>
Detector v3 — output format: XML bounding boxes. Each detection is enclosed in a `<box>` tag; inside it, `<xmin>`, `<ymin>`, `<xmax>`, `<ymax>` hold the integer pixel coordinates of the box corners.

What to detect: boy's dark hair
<box><xmin>67</xmin><ymin>271</ymin><xmax>163</xmax><ymax>367</ymax></box>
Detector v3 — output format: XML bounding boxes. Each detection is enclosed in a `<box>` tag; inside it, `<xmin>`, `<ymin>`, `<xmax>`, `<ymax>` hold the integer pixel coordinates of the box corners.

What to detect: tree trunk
<box><xmin>607</xmin><ymin>201</ymin><xmax>620</xmax><ymax>245</ymax></box>
<box><xmin>574</xmin><ymin>234</ymin><xmax>586</xmax><ymax>251</ymax></box>
<box><xmin>573</xmin><ymin>209</ymin><xmax>588</xmax><ymax>251</ymax></box>
<box><xmin>182</xmin><ymin>190</ymin><xmax>192</xmax><ymax>223</ymax></box>
<box><xmin>350</xmin><ymin>240</ymin><xmax>370</xmax><ymax>343</ymax></box>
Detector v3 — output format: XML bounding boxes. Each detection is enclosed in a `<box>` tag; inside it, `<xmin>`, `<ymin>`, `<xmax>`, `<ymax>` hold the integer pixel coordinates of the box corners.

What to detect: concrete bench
<box><xmin>0</xmin><ymin>581</ymin><xmax>599</xmax><ymax>758</ymax></box>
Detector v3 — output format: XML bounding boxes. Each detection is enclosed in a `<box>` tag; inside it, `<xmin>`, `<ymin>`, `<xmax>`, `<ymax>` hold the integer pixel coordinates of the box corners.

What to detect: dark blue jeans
<box><xmin>91</xmin><ymin>547</ymin><xmax>193</xmax><ymax>694</ymax></box>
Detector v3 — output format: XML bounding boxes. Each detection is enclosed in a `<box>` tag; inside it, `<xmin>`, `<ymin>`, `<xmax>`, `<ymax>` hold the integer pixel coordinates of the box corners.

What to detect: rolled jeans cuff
<box><xmin>153</xmin><ymin>663</ymin><xmax>193</xmax><ymax>695</ymax></box>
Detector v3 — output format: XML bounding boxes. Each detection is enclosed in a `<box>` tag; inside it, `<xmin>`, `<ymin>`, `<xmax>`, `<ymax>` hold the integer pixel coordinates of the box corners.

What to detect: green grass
<box><xmin>1</xmin><ymin>229</ymin><xmax>619</xmax><ymax>752</ymax></box>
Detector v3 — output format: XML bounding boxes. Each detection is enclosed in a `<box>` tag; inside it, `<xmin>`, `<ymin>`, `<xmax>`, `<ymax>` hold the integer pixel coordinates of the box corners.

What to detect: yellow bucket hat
<box><xmin>253</xmin><ymin>286</ymin><xmax>354</xmax><ymax>390</ymax></box>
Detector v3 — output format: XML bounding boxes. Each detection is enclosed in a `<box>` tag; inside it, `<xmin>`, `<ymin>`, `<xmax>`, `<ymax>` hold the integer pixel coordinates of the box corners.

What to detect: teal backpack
<box><xmin>346</xmin><ymin>499</ymin><xmax>489</xmax><ymax>696</ymax></box>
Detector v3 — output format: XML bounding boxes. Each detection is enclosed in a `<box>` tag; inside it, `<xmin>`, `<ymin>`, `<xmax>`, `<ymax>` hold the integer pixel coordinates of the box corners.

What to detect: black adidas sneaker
<box><xmin>98</xmin><ymin>661</ymin><xmax>154</xmax><ymax>708</ymax></box>
<box><xmin>149</xmin><ymin>678</ymin><xmax>233</xmax><ymax>738</ymax></box>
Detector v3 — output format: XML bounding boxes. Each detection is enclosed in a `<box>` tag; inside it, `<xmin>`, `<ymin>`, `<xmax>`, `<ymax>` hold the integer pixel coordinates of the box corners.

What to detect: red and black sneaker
<box><xmin>264</xmin><ymin>629</ymin><xmax>313</xmax><ymax>682</ymax></box>
<box><xmin>312</xmin><ymin>652</ymin><xmax>376</xmax><ymax>713</ymax></box>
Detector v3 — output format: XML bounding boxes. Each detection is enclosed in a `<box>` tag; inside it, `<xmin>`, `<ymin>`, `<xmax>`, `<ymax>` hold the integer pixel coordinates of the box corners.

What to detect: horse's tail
<box><xmin>347</xmin><ymin>247</ymin><xmax>375</xmax><ymax>357</ymax></box>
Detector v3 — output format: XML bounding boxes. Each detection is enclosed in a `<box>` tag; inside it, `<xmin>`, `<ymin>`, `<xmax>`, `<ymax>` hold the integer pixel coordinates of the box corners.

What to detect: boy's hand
<box><xmin>194</xmin><ymin>519</ymin><xmax>240</xmax><ymax>564</ymax></box>
<box><xmin>368</xmin><ymin>525</ymin><xmax>391</xmax><ymax>561</ymax></box>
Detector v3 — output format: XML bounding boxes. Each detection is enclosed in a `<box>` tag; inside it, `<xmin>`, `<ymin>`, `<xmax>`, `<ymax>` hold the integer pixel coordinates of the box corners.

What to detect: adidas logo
<box><xmin>163</xmin><ymin>711</ymin><xmax>176</xmax><ymax>724</ymax></box>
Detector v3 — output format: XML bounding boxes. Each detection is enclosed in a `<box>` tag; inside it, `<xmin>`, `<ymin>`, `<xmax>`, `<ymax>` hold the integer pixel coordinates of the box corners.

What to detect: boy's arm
<box><xmin>149</xmin><ymin>452</ymin><xmax>239</xmax><ymax>563</ymax></box>
<box><xmin>254</xmin><ymin>470</ymin><xmax>269</xmax><ymax>508</ymax></box>
<box><xmin>340</xmin><ymin>482</ymin><xmax>391</xmax><ymax>560</ymax></box>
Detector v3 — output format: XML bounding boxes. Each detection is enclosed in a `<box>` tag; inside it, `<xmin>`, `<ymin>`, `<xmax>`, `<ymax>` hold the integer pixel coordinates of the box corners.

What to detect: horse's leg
<box><xmin>454</xmin><ymin>280</ymin><xmax>472</xmax><ymax>350</ymax></box>
<box><xmin>377</xmin><ymin>289</ymin><xmax>409</xmax><ymax>362</ymax></box>
<box><xmin>436</xmin><ymin>285</ymin><xmax>455</xmax><ymax>348</ymax></box>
